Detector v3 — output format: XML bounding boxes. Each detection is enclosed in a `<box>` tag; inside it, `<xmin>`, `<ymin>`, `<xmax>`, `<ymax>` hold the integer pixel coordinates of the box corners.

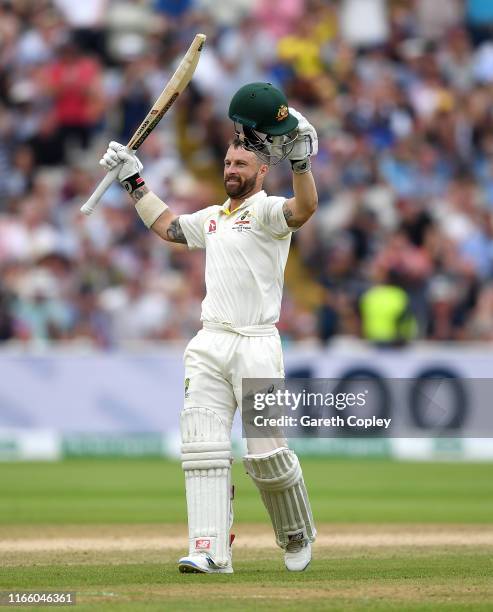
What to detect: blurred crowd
<box><xmin>1</xmin><ymin>0</ymin><xmax>493</xmax><ymax>347</ymax></box>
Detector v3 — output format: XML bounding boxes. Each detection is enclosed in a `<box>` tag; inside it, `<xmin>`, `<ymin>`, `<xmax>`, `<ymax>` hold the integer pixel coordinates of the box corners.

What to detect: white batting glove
<box><xmin>99</xmin><ymin>141</ymin><xmax>144</xmax><ymax>183</ymax></box>
<box><xmin>287</xmin><ymin>107</ymin><xmax>318</xmax><ymax>173</ymax></box>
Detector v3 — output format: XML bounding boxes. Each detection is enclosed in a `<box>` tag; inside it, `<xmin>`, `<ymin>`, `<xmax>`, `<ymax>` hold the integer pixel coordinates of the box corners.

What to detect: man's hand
<box><xmin>287</xmin><ymin>108</ymin><xmax>318</xmax><ymax>173</ymax></box>
<box><xmin>281</xmin><ymin>108</ymin><xmax>318</xmax><ymax>227</ymax></box>
<box><xmin>100</xmin><ymin>141</ymin><xmax>144</xmax><ymax>192</ymax></box>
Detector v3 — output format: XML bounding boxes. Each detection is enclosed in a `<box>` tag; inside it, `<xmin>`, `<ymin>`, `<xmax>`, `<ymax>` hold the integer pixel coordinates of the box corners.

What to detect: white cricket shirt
<box><xmin>179</xmin><ymin>190</ymin><xmax>294</xmax><ymax>328</ymax></box>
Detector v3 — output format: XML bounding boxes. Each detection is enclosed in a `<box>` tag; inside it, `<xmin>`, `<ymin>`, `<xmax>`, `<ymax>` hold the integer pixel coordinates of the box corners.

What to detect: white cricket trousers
<box><xmin>183</xmin><ymin>323</ymin><xmax>287</xmax><ymax>454</ymax></box>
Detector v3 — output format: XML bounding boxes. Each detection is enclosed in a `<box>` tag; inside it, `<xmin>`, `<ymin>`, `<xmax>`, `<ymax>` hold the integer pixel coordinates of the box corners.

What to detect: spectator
<box><xmin>52</xmin><ymin>0</ymin><xmax>108</xmax><ymax>58</ymax></box>
<box><xmin>14</xmin><ymin>268</ymin><xmax>72</xmax><ymax>343</ymax></box>
<box><xmin>0</xmin><ymin>1</ymin><xmax>492</xmax><ymax>348</ymax></box>
<box><xmin>253</xmin><ymin>0</ymin><xmax>305</xmax><ymax>40</ymax></box>
<box><xmin>466</xmin><ymin>0</ymin><xmax>493</xmax><ymax>46</ymax></box>
<box><xmin>41</xmin><ymin>37</ymin><xmax>104</xmax><ymax>159</ymax></box>
<box><xmin>415</xmin><ymin>0</ymin><xmax>463</xmax><ymax>41</ymax></box>
<box><xmin>467</xmin><ymin>282</ymin><xmax>493</xmax><ymax>340</ymax></box>
<box><xmin>0</xmin><ymin>282</ymin><xmax>14</xmax><ymax>341</ymax></box>
<box><xmin>359</xmin><ymin>268</ymin><xmax>417</xmax><ymax>347</ymax></box>
<box><xmin>339</xmin><ymin>0</ymin><xmax>389</xmax><ymax>49</ymax></box>
<box><xmin>426</xmin><ymin>274</ymin><xmax>468</xmax><ymax>341</ymax></box>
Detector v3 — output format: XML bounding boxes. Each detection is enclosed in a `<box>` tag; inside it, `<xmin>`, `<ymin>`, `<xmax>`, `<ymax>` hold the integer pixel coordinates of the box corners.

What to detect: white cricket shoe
<box><xmin>284</xmin><ymin>539</ymin><xmax>312</xmax><ymax>571</ymax></box>
<box><xmin>178</xmin><ymin>553</ymin><xmax>233</xmax><ymax>574</ymax></box>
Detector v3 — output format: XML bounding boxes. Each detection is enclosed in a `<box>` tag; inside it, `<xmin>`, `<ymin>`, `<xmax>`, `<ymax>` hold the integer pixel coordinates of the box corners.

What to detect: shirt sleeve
<box><xmin>179</xmin><ymin>207</ymin><xmax>213</xmax><ymax>250</ymax></box>
<box><xmin>255</xmin><ymin>196</ymin><xmax>296</xmax><ymax>239</ymax></box>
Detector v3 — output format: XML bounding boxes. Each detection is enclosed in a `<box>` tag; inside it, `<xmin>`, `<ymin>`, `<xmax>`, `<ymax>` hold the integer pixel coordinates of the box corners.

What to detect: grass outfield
<box><xmin>1</xmin><ymin>458</ymin><xmax>492</xmax><ymax>610</ymax></box>
<box><xmin>1</xmin><ymin>458</ymin><xmax>492</xmax><ymax>524</ymax></box>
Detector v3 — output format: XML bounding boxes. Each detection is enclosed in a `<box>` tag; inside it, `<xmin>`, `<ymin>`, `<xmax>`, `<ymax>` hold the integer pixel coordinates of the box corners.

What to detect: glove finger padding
<box><xmin>288</xmin><ymin>107</ymin><xmax>311</xmax><ymax>133</ymax></box>
<box><xmin>109</xmin><ymin>140</ymin><xmax>126</xmax><ymax>152</ymax></box>
<box><xmin>99</xmin><ymin>150</ymin><xmax>120</xmax><ymax>169</ymax></box>
<box><xmin>116</xmin><ymin>148</ymin><xmax>143</xmax><ymax>175</ymax></box>
<box><xmin>289</xmin><ymin>135</ymin><xmax>314</xmax><ymax>161</ymax></box>
<box><xmin>288</xmin><ymin>107</ymin><xmax>318</xmax><ymax>160</ymax></box>
<box><xmin>99</xmin><ymin>141</ymin><xmax>144</xmax><ymax>183</ymax></box>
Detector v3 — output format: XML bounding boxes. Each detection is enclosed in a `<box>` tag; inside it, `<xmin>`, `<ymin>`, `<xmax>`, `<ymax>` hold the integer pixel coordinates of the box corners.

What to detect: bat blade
<box><xmin>80</xmin><ymin>33</ymin><xmax>206</xmax><ymax>216</ymax></box>
<box><xmin>127</xmin><ymin>33</ymin><xmax>206</xmax><ymax>151</ymax></box>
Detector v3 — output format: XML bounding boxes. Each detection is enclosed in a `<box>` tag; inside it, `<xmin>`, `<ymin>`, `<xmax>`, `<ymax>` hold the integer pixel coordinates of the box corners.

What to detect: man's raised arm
<box><xmin>99</xmin><ymin>141</ymin><xmax>187</xmax><ymax>244</ymax></box>
<box><xmin>283</xmin><ymin>169</ymin><xmax>318</xmax><ymax>229</ymax></box>
<box><xmin>281</xmin><ymin>108</ymin><xmax>318</xmax><ymax>229</ymax></box>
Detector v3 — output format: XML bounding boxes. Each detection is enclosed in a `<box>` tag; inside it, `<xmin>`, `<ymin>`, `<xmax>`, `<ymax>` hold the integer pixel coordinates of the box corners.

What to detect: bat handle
<box><xmin>80</xmin><ymin>166</ymin><xmax>120</xmax><ymax>216</ymax></box>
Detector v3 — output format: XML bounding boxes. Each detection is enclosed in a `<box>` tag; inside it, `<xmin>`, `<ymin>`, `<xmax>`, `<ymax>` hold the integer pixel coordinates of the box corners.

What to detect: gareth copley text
<box><xmin>253</xmin><ymin>414</ymin><xmax>392</xmax><ymax>429</ymax></box>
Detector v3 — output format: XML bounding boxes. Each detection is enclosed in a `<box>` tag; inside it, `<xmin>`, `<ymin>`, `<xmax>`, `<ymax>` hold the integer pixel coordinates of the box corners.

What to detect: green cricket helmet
<box><xmin>228</xmin><ymin>82</ymin><xmax>299</xmax><ymax>164</ymax></box>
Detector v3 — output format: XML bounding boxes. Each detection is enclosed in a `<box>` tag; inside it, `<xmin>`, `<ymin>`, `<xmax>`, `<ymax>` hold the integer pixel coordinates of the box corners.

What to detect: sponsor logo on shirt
<box><xmin>232</xmin><ymin>210</ymin><xmax>252</xmax><ymax>232</ymax></box>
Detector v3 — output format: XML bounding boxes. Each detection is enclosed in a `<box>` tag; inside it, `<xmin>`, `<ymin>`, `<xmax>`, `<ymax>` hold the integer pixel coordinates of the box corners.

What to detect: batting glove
<box><xmin>287</xmin><ymin>107</ymin><xmax>318</xmax><ymax>174</ymax></box>
<box><xmin>100</xmin><ymin>141</ymin><xmax>145</xmax><ymax>193</ymax></box>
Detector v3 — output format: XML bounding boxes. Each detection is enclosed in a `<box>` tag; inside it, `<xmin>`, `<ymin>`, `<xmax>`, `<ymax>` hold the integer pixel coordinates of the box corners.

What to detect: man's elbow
<box><xmin>297</xmin><ymin>198</ymin><xmax>318</xmax><ymax>225</ymax></box>
<box><xmin>308</xmin><ymin>196</ymin><xmax>318</xmax><ymax>216</ymax></box>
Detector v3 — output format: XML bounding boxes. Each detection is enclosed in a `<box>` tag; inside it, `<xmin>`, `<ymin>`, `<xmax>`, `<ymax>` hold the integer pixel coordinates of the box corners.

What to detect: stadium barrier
<box><xmin>0</xmin><ymin>342</ymin><xmax>492</xmax><ymax>460</ymax></box>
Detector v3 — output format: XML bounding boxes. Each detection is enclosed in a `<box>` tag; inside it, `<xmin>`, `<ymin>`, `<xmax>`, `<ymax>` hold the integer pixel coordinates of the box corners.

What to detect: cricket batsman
<box><xmin>99</xmin><ymin>83</ymin><xmax>318</xmax><ymax>573</ymax></box>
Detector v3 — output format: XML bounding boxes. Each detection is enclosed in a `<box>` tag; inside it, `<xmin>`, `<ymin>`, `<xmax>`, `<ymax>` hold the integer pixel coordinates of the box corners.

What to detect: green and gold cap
<box><xmin>228</xmin><ymin>82</ymin><xmax>298</xmax><ymax>136</ymax></box>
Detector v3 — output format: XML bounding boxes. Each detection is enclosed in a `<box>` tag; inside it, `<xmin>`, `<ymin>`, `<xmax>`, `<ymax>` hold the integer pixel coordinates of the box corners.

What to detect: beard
<box><xmin>224</xmin><ymin>173</ymin><xmax>258</xmax><ymax>198</ymax></box>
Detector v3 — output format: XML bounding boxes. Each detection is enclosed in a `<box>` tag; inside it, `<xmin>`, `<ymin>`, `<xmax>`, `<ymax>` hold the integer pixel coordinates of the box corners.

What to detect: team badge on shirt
<box><xmin>207</xmin><ymin>219</ymin><xmax>217</xmax><ymax>234</ymax></box>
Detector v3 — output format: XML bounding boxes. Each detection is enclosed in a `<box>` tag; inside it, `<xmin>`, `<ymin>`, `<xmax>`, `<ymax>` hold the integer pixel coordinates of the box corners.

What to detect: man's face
<box><xmin>223</xmin><ymin>146</ymin><xmax>267</xmax><ymax>199</ymax></box>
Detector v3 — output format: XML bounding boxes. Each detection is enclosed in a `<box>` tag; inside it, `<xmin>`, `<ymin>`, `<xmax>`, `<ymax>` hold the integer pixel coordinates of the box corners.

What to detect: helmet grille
<box><xmin>234</xmin><ymin>123</ymin><xmax>297</xmax><ymax>165</ymax></box>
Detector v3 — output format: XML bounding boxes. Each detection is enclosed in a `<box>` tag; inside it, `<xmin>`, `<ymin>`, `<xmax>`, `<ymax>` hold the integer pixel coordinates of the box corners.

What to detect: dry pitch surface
<box><xmin>2</xmin><ymin>524</ymin><xmax>493</xmax><ymax>611</ymax></box>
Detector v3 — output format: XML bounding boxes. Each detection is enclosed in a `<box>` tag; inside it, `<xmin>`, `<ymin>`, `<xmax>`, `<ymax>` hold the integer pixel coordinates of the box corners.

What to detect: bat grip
<box><xmin>80</xmin><ymin>166</ymin><xmax>120</xmax><ymax>216</ymax></box>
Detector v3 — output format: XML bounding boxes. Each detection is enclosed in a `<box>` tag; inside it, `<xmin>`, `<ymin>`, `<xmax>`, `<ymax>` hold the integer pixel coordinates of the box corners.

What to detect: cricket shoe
<box><xmin>284</xmin><ymin>534</ymin><xmax>312</xmax><ymax>572</ymax></box>
<box><xmin>178</xmin><ymin>553</ymin><xmax>233</xmax><ymax>574</ymax></box>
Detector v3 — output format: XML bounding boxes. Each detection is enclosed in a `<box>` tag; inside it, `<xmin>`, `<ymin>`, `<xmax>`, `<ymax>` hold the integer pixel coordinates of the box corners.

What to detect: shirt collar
<box><xmin>220</xmin><ymin>190</ymin><xmax>266</xmax><ymax>216</ymax></box>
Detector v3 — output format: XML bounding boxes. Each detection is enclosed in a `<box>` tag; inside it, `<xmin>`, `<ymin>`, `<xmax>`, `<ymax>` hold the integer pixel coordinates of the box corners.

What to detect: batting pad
<box><xmin>243</xmin><ymin>447</ymin><xmax>316</xmax><ymax>549</ymax></box>
<box><xmin>181</xmin><ymin>407</ymin><xmax>233</xmax><ymax>567</ymax></box>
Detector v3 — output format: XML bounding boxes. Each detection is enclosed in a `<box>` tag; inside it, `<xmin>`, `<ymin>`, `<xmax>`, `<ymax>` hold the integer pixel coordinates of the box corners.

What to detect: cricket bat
<box><xmin>80</xmin><ymin>33</ymin><xmax>206</xmax><ymax>216</ymax></box>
